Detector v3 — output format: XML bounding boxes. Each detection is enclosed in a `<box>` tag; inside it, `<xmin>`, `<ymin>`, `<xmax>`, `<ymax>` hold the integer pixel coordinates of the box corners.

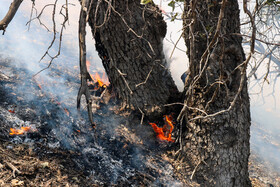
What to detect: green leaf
<box><xmin>140</xmin><ymin>0</ymin><xmax>152</xmax><ymax>5</ymax></box>
<box><xmin>168</xmin><ymin>1</ymin><xmax>176</xmax><ymax>11</ymax></box>
<box><xmin>171</xmin><ymin>12</ymin><xmax>178</xmax><ymax>21</ymax></box>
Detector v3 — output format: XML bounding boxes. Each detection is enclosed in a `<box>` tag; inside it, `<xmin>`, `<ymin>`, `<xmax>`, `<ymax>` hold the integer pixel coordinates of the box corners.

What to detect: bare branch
<box><xmin>77</xmin><ymin>0</ymin><xmax>95</xmax><ymax>126</ymax></box>
<box><xmin>0</xmin><ymin>0</ymin><xmax>23</xmax><ymax>34</ymax></box>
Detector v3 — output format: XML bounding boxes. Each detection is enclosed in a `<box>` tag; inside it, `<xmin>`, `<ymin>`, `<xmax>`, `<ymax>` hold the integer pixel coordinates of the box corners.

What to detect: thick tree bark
<box><xmin>88</xmin><ymin>0</ymin><xmax>179</xmax><ymax>117</ymax></box>
<box><xmin>181</xmin><ymin>0</ymin><xmax>251</xmax><ymax>186</ymax></box>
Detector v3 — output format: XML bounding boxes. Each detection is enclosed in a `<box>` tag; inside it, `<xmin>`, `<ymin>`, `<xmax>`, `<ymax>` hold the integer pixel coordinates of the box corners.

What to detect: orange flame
<box><xmin>10</xmin><ymin>127</ymin><xmax>31</xmax><ymax>135</ymax></box>
<box><xmin>64</xmin><ymin>108</ymin><xmax>70</xmax><ymax>116</ymax></box>
<box><xmin>150</xmin><ymin>115</ymin><xmax>174</xmax><ymax>142</ymax></box>
<box><xmin>38</xmin><ymin>83</ymin><xmax>42</xmax><ymax>90</ymax></box>
<box><xmin>8</xmin><ymin>110</ymin><xmax>15</xmax><ymax>113</ymax></box>
<box><xmin>93</xmin><ymin>72</ymin><xmax>109</xmax><ymax>89</ymax></box>
<box><xmin>95</xmin><ymin>72</ymin><xmax>104</xmax><ymax>87</ymax></box>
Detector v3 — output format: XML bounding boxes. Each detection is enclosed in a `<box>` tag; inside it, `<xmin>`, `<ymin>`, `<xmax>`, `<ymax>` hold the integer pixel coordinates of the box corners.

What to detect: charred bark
<box><xmin>181</xmin><ymin>0</ymin><xmax>251</xmax><ymax>186</ymax></box>
<box><xmin>88</xmin><ymin>0</ymin><xmax>179</xmax><ymax>118</ymax></box>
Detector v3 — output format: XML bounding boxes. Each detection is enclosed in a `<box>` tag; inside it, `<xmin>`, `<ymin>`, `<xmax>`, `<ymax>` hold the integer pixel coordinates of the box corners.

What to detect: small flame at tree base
<box><xmin>10</xmin><ymin>127</ymin><xmax>31</xmax><ymax>135</ymax></box>
<box><xmin>150</xmin><ymin>115</ymin><xmax>175</xmax><ymax>142</ymax></box>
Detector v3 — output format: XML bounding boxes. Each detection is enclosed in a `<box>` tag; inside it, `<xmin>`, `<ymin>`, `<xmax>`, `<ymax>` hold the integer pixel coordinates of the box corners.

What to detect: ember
<box><xmin>150</xmin><ymin>115</ymin><xmax>175</xmax><ymax>142</ymax></box>
<box><xmin>9</xmin><ymin>127</ymin><xmax>31</xmax><ymax>135</ymax></box>
<box><xmin>64</xmin><ymin>108</ymin><xmax>70</xmax><ymax>116</ymax></box>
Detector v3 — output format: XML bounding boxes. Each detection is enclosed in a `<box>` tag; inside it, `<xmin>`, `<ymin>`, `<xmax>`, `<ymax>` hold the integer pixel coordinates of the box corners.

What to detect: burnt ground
<box><xmin>0</xmin><ymin>56</ymin><xmax>280</xmax><ymax>186</ymax></box>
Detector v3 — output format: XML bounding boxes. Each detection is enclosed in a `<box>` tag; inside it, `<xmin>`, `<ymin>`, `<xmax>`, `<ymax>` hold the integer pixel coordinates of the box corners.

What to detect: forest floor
<box><xmin>1</xmin><ymin>56</ymin><xmax>279</xmax><ymax>186</ymax></box>
<box><xmin>0</xmin><ymin>138</ymin><xmax>279</xmax><ymax>186</ymax></box>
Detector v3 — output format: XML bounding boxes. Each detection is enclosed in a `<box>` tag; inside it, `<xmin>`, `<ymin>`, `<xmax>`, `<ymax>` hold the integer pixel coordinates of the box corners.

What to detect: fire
<box><xmin>8</xmin><ymin>109</ymin><xmax>15</xmax><ymax>113</ymax></box>
<box><xmin>86</xmin><ymin>60</ymin><xmax>110</xmax><ymax>88</ymax></box>
<box><xmin>64</xmin><ymin>108</ymin><xmax>70</xmax><ymax>116</ymax></box>
<box><xmin>94</xmin><ymin>72</ymin><xmax>105</xmax><ymax>87</ymax></box>
<box><xmin>150</xmin><ymin>115</ymin><xmax>175</xmax><ymax>142</ymax></box>
<box><xmin>9</xmin><ymin>127</ymin><xmax>31</xmax><ymax>135</ymax></box>
<box><xmin>89</xmin><ymin>72</ymin><xmax>109</xmax><ymax>90</ymax></box>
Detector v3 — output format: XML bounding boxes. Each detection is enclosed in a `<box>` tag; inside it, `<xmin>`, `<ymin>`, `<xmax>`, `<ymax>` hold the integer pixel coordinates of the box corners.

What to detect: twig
<box><xmin>4</xmin><ymin>161</ymin><xmax>21</xmax><ymax>177</ymax></box>
<box><xmin>136</xmin><ymin>67</ymin><xmax>153</xmax><ymax>87</ymax></box>
<box><xmin>169</xmin><ymin>32</ymin><xmax>183</xmax><ymax>59</ymax></box>
<box><xmin>138</xmin><ymin>107</ymin><xmax>145</xmax><ymax>125</ymax></box>
<box><xmin>190</xmin><ymin>160</ymin><xmax>201</xmax><ymax>180</ymax></box>
<box><xmin>190</xmin><ymin>160</ymin><xmax>208</xmax><ymax>180</ymax></box>
<box><xmin>114</xmin><ymin>66</ymin><xmax>133</xmax><ymax>94</ymax></box>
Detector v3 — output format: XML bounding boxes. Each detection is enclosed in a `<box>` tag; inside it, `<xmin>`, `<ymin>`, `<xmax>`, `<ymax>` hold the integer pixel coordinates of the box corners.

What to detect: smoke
<box><xmin>156</xmin><ymin>0</ymin><xmax>188</xmax><ymax>92</ymax></box>
<box><xmin>0</xmin><ymin>2</ymin><xmax>184</xmax><ymax>185</ymax></box>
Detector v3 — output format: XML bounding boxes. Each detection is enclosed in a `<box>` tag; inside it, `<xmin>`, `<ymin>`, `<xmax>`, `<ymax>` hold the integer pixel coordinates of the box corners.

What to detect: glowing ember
<box><xmin>10</xmin><ymin>127</ymin><xmax>31</xmax><ymax>135</ymax></box>
<box><xmin>8</xmin><ymin>110</ymin><xmax>15</xmax><ymax>113</ymax></box>
<box><xmin>37</xmin><ymin>83</ymin><xmax>42</xmax><ymax>90</ymax></box>
<box><xmin>150</xmin><ymin>115</ymin><xmax>175</xmax><ymax>142</ymax></box>
<box><xmin>64</xmin><ymin>108</ymin><xmax>70</xmax><ymax>116</ymax></box>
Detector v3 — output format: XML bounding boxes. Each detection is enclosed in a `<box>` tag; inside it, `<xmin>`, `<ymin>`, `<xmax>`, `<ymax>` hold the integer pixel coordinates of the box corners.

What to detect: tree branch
<box><xmin>0</xmin><ymin>0</ymin><xmax>23</xmax><ymax>34</ymax></box>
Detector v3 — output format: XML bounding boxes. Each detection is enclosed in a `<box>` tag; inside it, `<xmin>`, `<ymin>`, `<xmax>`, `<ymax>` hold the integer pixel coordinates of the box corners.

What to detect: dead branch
<box><xmin>4</xmin><ymin>161</ymin><xmax>21</xmax><ymax>177</ymax></box>
<box><xmin>0</xmin><ymin>0</ymin><xmax>23</xmax><ymax>34</ymax></box>
<box><xmin>28</xmin><ymin>1</ymin><xmax>73</xmax><ymax>77</ymax></box>
<box><xmin>77</xmin><ymin>0</ymin><xmax>95</xmax><ymax>126</ymax></box>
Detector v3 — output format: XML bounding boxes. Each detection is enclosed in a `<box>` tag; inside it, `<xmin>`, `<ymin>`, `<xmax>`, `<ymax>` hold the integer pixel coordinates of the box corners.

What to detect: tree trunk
<box><xmin>88</xmin><ymin>0</ymin><xmax>178</xmax><ymax>117</ymax></box>
<box><xmin>181</xmin><ymin>0</ymin><xmax>251</xmax><ymax>186</ymax></box>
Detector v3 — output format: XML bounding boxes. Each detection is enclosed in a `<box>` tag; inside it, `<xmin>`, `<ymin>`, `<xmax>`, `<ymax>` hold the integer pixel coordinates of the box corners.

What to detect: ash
<box><xmin>0</xmin><ymin>56</ymin><xmax>182</xmax><ymax>186</ymax></box>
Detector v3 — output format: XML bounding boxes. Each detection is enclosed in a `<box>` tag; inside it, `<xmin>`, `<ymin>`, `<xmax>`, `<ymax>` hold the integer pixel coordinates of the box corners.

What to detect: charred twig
<box><xmin>0</xmin><ymin>0</ymin><xmax>23</xmax><ymax>34</ymax></box>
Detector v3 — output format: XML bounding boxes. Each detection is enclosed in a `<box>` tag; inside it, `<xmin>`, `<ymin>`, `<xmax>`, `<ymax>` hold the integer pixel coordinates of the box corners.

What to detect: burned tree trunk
<box><xmin>181</xmin><ymin>0</ymin><xmax>251</xmax><ymax>186</ymax></box>
<box><xmin>88</xmin><ymin>0</ymin><xmax>178</xmax><ymax>117</ymax></box>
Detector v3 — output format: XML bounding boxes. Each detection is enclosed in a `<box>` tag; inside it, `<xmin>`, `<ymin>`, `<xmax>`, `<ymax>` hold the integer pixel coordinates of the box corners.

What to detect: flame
<box><xmin>64</xmin><ymin>108</ymin><xmax>70</xmax><ymax>116</ymax></box>
<box><xmin>150</xmin><ymin>115</ymin><xmax>174</xmax><ymax>142</ymax></box>
<box><xmin>8</xmin><ymin>110</ymin><xmax>15</xmax><ymax>113</ymax></box>
<box><xmin>38</xmin><ymin>83</ymin><xmax>42</xmax><ymax>90</ymax></box>
<box><xmin>95</xmin><ymin>72</ymin><xmax>104</xmax><ymax>87</ymax></box>
<box><xmin>92</xmin><ymin>72</ymin><xmax>109</xmax><ymax>89</ymax></box>
<box><xmin>10</xmin><ymin>127</ymin><xmax>31</xmax><ymax>135</ymax></box>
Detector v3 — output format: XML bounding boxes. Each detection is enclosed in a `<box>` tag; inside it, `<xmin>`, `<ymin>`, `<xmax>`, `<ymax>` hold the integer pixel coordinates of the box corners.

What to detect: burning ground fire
<box><xmin>9</xmin><ymin>127</ymin><xmax>31</xmax><ymax>135</ymax></box>
<box><xmin>87</xmin><ymin>60</ymin><xmax>109</xmax><ymax>90</ymax></box>
<box><xmin>150</xmin><ymin>115</ymin><xmax>175</xmax><ymax>142</ymax></box>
